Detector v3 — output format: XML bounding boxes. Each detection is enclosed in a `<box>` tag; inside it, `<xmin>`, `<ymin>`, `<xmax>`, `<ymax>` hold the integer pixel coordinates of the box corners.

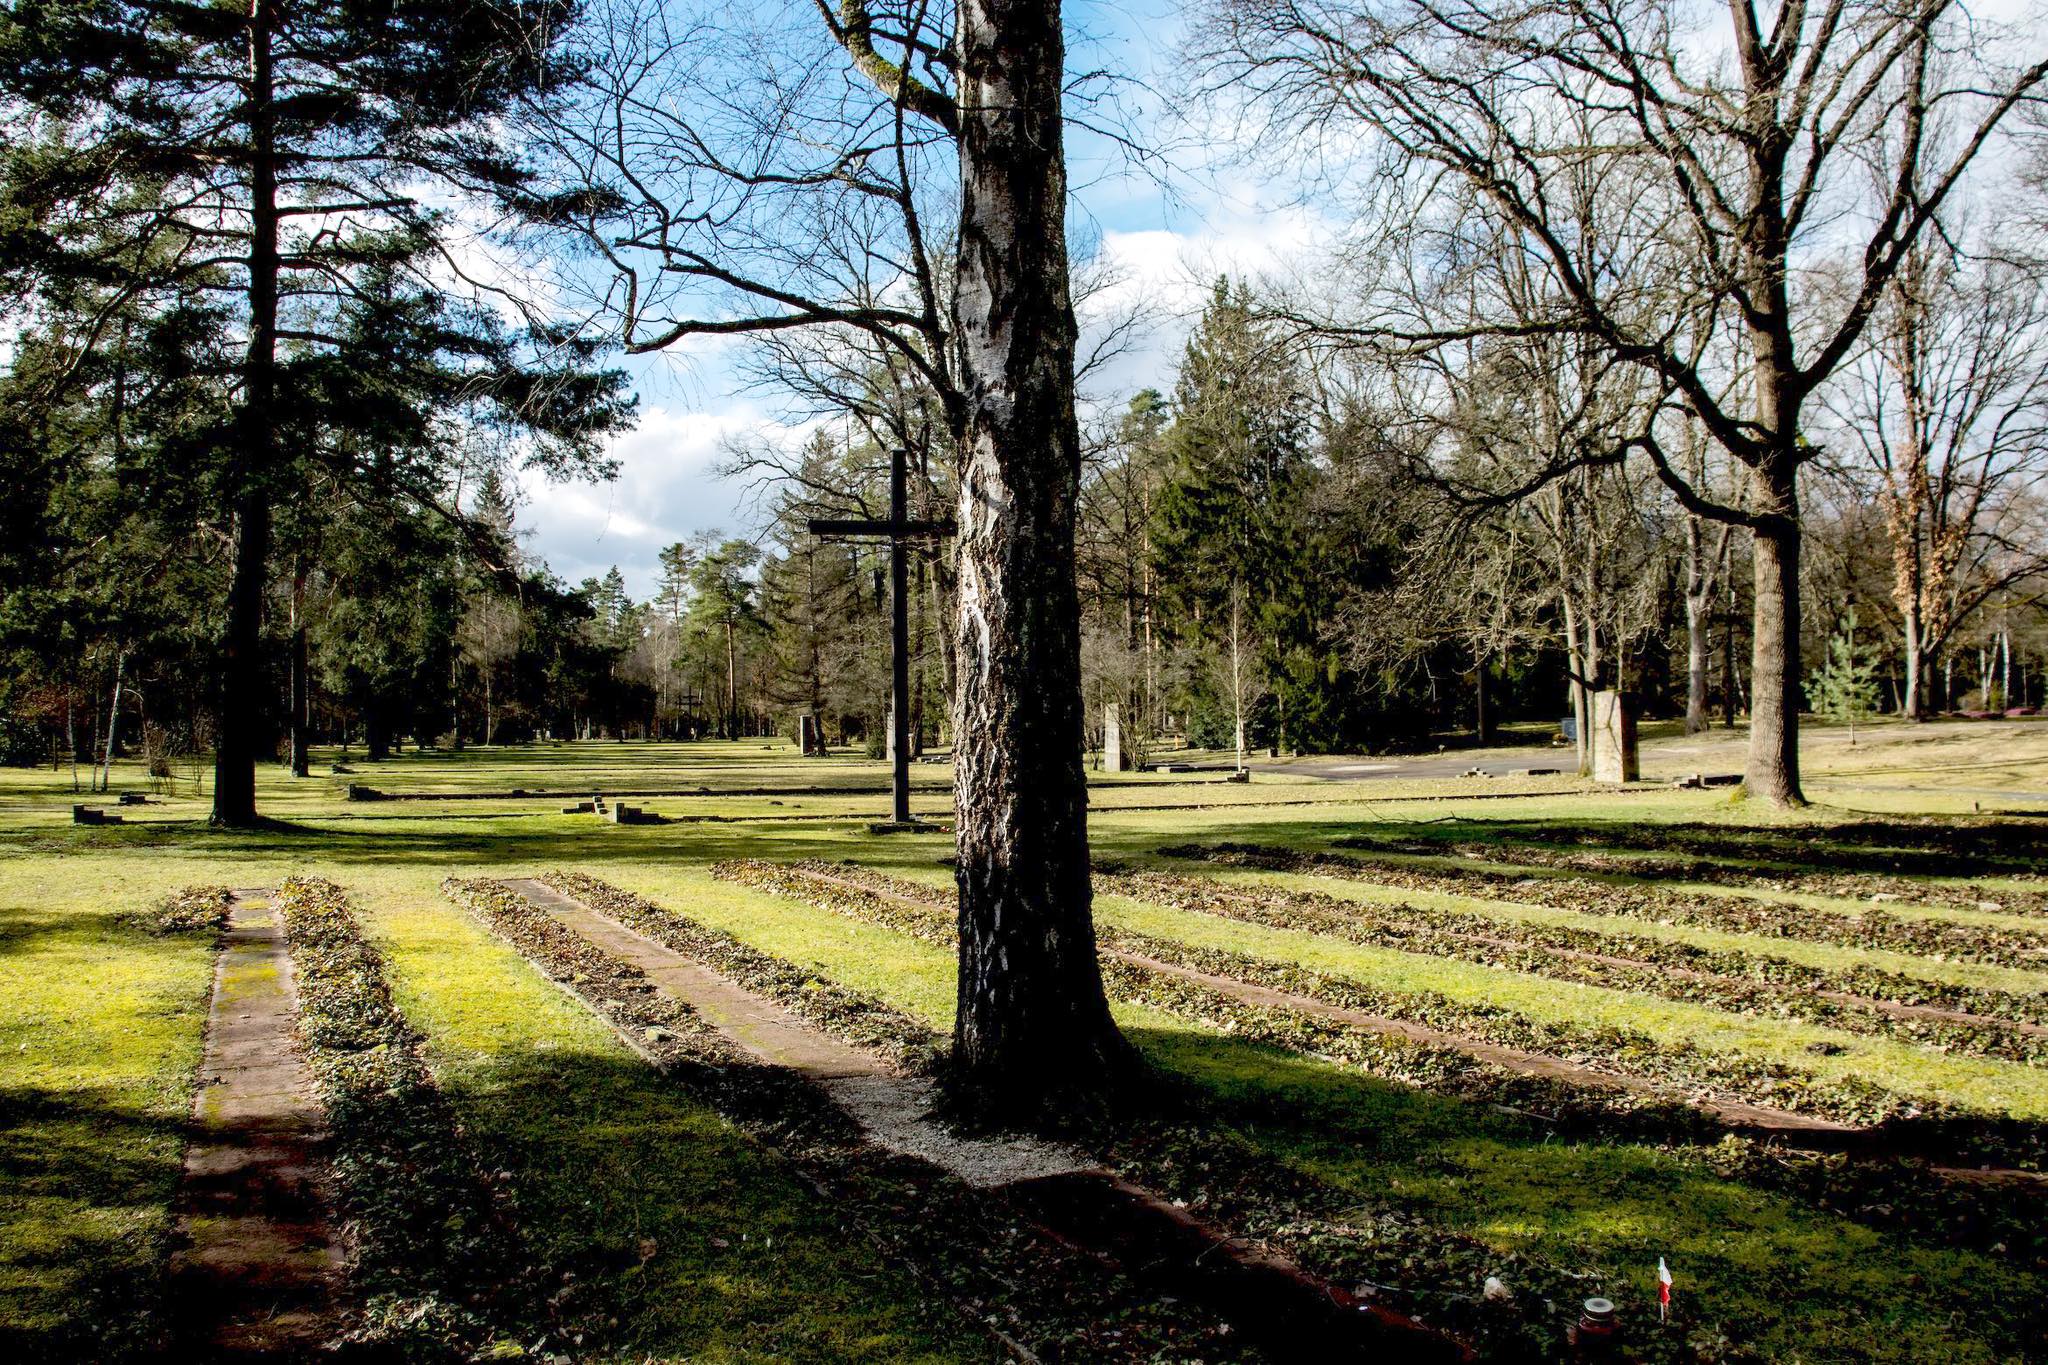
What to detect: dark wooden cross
<box><xmin>809</xmin><ymin>447</ymin><xmax>954</xmax><ymax>826</ymax></box>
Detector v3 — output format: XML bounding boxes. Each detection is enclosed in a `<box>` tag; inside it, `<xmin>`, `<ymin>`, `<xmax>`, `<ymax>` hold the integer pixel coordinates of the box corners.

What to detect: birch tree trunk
<box><xmin>948</xmin><ymin>0</ymin><xmax>1132</xmax><ymax>1116</ymax></box>
<box><xmin>1902</xmin><ymin>607</ymin><xmax>1924</xmax><ymax>721</ymax></box>
<box><xmin>98</xmin><ymin>650</ymin><xmax>127</xmax><ymax>794</ymax></box>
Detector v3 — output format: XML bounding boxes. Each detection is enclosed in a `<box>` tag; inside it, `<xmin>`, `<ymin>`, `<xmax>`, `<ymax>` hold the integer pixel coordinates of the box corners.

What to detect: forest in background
<box><xmin>4</xmin><ymin>0</ymin><xmax>2045</xmax><ymax>793</ymax></box>
<box><xmin>16</xmin><ymin>267</ymin><xmax>2047</xmax><ymax>786</ymax></box>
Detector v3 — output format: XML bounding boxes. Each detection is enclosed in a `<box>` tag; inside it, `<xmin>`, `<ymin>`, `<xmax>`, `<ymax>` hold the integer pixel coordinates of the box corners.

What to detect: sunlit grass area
<box><xmin>0</xmin><ymin>860</ymin><xmax>217</xmax><ymax>1358</ymax></box>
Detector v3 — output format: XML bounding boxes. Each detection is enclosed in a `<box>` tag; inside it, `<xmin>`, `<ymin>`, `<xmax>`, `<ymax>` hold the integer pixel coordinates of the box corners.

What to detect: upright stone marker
<box><xmin>1102</xmin><ymin>703</ymin><xmax>1124</xmax><ymax>773</ymax></box>
<box><xmin>1591</xmin><ymin>691</ymin><xmax>1639</xmax><ymax>783</ymax></box>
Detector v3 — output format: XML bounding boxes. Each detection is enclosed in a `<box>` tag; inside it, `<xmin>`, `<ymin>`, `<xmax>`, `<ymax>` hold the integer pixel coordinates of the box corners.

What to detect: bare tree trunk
<box><xmin>724</xmin><ymin>616</ymin><xmax>737</xmax><ymax>738</ymax></box>
<box><xmin>927</xmin><ymin>551</ymin><xmax>957</xmax><ymax>743</ymax></box>
<box><xmin>1142</xmin><ymin>509</ymin><xmax>1157</xmax><ymax>735</ymax></box>
<box><xmin>1230</xmin><ymin>591</ymin><xmax>1248</xmax><ymax>770</ymax></box>
<box><xmin>888</xmin><ymin>452</ymin><xmax>912</xmax><ymax>820</ymax></box>
<box><xmin>213</xmin><ymin>0</ymin><xmax>278</xmax><ymax>826</ymax></box>
<box><xmin>1902</xmin><ymin>606</ymin><xmax>1924</xmax><ymax>721</ymax></box>
<box><xmin>2000</xmin><ymin>626</ymin><xmax>2011</xmax><ymax>710</ymax></box>
<box><xmin>1685</xmin><ymin>592</ymin><xmax>1710</xmax><ymax>735</ymax></box>
<box><xmin>1473</xmin><ymin>651</ymin><xmax>1492</xmax><ymax>744</ymax></box>
<box><xmin>97</xmin><ymin>650</ymin><xmax>128</xmax><ymax>793</ymax></box>
<box><xmin>1561</xmin><ymin>595</ymin><xmax>1589</xmax><ymax>775</ymax></box>
<box><xmin>289</xmin><ymin>564</ymin><xmax>310</xmax><ymax>776</ymax></box>
<box><xmin>1747</xmin><ymin>461</ymin><xmax>1805</xmax><ymax>805</ymax></box>
<box><xmin>1723</xmin><ymin>575</ymin><xmax>1740</xmax><ymax>728</ymax></box>
<box><xmin>948</xmin><ymin>0</ymin><xmax>1131</xmax><ymax>1117</ymax></box>
<box><xmin>1683</xmin><ymin>516</ymin><xmax>1726</xmax><ymax>734</ymax></box>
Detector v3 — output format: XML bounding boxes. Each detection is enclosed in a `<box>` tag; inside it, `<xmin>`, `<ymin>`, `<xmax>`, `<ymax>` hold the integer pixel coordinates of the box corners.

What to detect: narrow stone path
<box><xmin>165</xmin><ymin>889</ymin><xmax>348</xmax><ymax>1359</ymax></box>
<box><xmin>504</xmin><ymin>877</ymin><xmax>1091</xmax><ymax>1187</ymax></box>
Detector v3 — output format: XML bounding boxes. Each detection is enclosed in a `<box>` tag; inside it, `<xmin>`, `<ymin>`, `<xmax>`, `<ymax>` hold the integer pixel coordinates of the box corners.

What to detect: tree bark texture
<box><xmin>1685</xmin><ymin>593</ymin><xmax>1710</xmax><ymax>736</ymax></box>
<box><xmin>947</xmin><ymin>0</ymin><xmax>1131</xmax><ymax>1116</ymax></box>
<box><xmin>1747</xmin><ymin>461</ymin><xmax>1804</xmax><ymax>805</ymax></box>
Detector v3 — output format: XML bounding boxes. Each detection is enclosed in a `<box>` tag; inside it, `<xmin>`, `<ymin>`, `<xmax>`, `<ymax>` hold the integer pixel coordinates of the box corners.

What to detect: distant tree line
<box><xmin>707</xmin><ymin>272</ymin><xmax>2048</xmax><ymax>776</ymax></box>
<box><xmin>13</xmin><ymin>260</ymin><xmax>2044</xmax><ymax>790</ymax></box>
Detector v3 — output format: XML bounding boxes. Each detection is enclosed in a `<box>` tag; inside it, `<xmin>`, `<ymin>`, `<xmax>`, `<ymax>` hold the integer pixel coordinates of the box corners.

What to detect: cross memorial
<box><xmin>808</xmin><ymin>448</ymin><xmax>954</xmax><ymax>829</ymax></box>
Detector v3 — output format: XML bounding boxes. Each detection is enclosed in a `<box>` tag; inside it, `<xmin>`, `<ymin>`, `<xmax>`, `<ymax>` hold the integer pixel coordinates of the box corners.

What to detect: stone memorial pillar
<box><xmin>1102</xmin><ymin>703</ymin><xmax>1125</xmax><ymax>773</ymax></box>
<box><xmin>1591</xmin><ymin>691</ymin><xmax>1639</xmax><ymax>783</ymax></box>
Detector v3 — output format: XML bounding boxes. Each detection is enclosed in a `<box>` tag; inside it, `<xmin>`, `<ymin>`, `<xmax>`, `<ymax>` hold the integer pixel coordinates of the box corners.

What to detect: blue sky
<box><xmin>512</xmin><ymin>0</ymin><xmax>1322</xmax><ymax>599</ymax></box>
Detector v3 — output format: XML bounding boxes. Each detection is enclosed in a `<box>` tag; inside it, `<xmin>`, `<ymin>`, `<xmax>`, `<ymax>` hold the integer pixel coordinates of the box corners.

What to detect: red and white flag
<box><xmin>1658</xmin><ymin>1258</ymin><xmax>1673</xmax><ymax>1321</ymax></box>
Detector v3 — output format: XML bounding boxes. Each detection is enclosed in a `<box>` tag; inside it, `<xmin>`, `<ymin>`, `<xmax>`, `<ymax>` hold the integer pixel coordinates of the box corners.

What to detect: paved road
<box><xmin>1263</xmin><ymin>751</ymin><xmax>1576</xmax><ymax>782</ymax></box>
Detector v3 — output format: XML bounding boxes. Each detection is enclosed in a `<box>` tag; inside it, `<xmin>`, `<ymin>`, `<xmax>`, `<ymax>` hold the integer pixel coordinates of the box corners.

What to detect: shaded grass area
<box><xmin>359</xmin><ymin>874</ymin><xmax>979</xmax><ymax>1364</ymax></box>
<box><xmin>0</xmin><ymin>866</ymin><xmax>217</xmax><ymax>1362</ymax></box>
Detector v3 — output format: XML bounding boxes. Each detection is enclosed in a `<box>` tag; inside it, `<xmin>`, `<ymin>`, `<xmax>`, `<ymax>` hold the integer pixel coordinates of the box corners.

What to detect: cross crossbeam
<box><xmin>807</xmin><ymin>516</ymin><xmax>956</xmax><ymax>539</ymax></box>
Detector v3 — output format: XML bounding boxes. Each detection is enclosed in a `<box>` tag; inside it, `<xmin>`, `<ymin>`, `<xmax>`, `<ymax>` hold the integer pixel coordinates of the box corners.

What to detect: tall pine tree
<box><xmin>0</xmin><ymin>0</ymin><xmax>620</xmax><ymax>822</ymax></box>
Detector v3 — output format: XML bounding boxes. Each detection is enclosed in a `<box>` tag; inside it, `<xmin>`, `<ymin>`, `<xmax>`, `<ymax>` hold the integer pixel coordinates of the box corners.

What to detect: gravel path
<box><xmin>503</xmin><ymin>877</ymin><xmax>1093</xmax><ymax>1188</ymax></box>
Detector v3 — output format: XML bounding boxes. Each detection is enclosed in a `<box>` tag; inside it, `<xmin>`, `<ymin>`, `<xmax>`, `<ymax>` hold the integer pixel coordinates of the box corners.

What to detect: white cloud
<box><xmin>516</xmin><ymin>400</ymin><xmax>804</xmax><ymax>598</ymax></box>
<box><xmin>1076</xmin><ymin>191</ymin><xmax>1334</xmax><ymax>408</ymax></box>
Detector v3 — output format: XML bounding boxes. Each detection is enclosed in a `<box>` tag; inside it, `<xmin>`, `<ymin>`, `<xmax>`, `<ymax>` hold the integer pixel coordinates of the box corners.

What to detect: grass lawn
<box><xmin>5</xmin><ymin>729</ymin><xmax>2047</xmax><ymax>1361</ymax></box>
<box><xmin>0</xmin><ymin>858</ymin><xmax>218</xmax><ymax>1359</ymax></box>
<box><xmin>362</xmin><ymin>874</ymin><xmax>977</xmax><ymax>1363</ymax></box>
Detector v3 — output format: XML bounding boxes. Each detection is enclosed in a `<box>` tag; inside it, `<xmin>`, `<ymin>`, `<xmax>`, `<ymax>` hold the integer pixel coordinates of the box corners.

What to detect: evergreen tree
<box><xmin>1151</xmin><ymin>280</ymin><xmax>1316</xmax><ymax>761</ymax></box>
<box><xmin>0</xmin><ymin>0</ymin><xmax>616</xmax><ymax>822</ymax></box>
<box><xmin>654</xmin><ymin>542</ymin><xmax>696</xmax><ymax>624</ymax></box>
<box><xmin>1806</xmin><ymin>608</ymin><xmax>1884</xmax><ymax>746</ymax></box>
<box><xmin>312</xmin><ymin>503</ymin><xmax>461</xmax><ymax>761</ymax></box>
<box><xmin>686</xmin><ymin>540</ymin><xmax>762</xmax><ymax>738</ymax></box>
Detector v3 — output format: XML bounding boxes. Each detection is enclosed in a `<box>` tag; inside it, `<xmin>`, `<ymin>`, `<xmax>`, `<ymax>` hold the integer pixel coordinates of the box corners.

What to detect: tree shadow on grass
<box><xmin>1334</xmin><ymin>815</ymin><xmax>2048</xmax><ymax>879</ymax></box>
<box><xmin>0</xmin><ymin>905</ymin><xmax>151</xmax><ymax>957</ymax></box>
<box><xmin>0</xmin><ymin>1086</ymin><xmax>192</xmax><ymax>1364</ymax></box>
<box><xmin>421</xmin><ymin>1045</ymin><xmax>987</xmax><ymax>1364</ymax></box>
<box><xmin>1117</xmin><ymin>1024</ymin><xmax>2048</xmax><ymax>1364</ymax></box>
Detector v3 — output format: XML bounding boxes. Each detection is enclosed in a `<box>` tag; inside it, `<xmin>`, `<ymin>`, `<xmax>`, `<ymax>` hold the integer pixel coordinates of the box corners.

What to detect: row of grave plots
<box><xmin>146</xmin><ymin>836</ymin><xmax>2046</xmax><ymax>1365</ymax></box>
<box><xmin>677</xmin><ymin>838</ymin><xmax>2048</xmax><ymax>1363</ymax></box>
